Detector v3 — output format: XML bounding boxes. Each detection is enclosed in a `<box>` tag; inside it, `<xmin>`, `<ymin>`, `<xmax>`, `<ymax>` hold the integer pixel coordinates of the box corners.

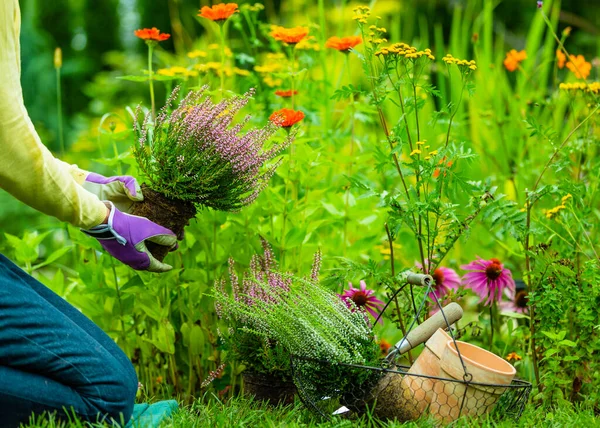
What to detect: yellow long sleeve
<box><xmin>0</xmin><ymin>0</ymin><xmax>106</xmax><ymax>229</ymax></box>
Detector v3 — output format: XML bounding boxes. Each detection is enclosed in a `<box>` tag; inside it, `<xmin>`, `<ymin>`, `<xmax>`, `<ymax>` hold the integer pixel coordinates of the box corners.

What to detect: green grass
<box><xmin>22</xmin><ymin>396</ymin><xmax>600</xmax><ymax>427</ymax></box>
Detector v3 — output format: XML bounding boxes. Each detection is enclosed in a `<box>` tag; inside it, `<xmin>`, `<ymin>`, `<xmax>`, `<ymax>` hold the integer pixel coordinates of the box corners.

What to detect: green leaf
<box><xmin>558</xmin><ymin>339</ymin><xmax>577</xmax><ymax>347</ymax></box>
<box><xmin>189</xmin><ymin>325</ymin><xmax>204</xmax><ymax>356</ymax></box>
<box><xmin>284</xmin><ymin>227</ymin><xmax>307</xmax><ymax>249</ymax></box>
<box><xmin>118</xmin><ymin>75</ymin><xmax>150</xmax><ymax>82</ymax></box>
<box><xmin>32</xmin><ymin>246</ymin><xmax>72</xmax><ymax>271</ymax></box>
<box><xmin>500</xmin><ymin>311</ymin><xmax>530</xmax><ymax>320</ymax></box>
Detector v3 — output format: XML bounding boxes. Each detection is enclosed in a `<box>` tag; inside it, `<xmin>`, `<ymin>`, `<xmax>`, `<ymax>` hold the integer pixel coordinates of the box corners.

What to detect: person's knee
<box><xmin>106</xmin><ymin>371</ymin><xmax>138</xmax><ymax>425</ymax></box>
<box><xmin>85</xmin><ymin>369</ymin><xmax>137</xmax><ymax>426</ymax></box>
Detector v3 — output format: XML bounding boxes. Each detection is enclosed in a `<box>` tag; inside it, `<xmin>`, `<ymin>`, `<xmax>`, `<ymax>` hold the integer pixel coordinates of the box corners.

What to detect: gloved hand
<box><xmin>82</xmin><ymin>202</ymin><xmax>177</xmax><ymax>272</ymax></box>
<box><xmin>83</xmin><ymin>172</ymin><xmax>143</xmax><ymax>213</ymax></box>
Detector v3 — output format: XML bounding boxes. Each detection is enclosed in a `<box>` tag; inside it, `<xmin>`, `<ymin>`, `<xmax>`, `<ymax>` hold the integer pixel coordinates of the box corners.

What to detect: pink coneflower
<box><xmin>340</xmin><ymin>280</ymin><xmax>385</xmax><ymax>324</ymax></box>
<box><xmin>416</xmin><ymin>262</ymin><xmax>461</xmax><ymax>302</ymax></box>
<box><xmin>461</xmin><ymin>257</ymin><xmax>515</xmax><ymax>306</ymax></box>
<box><xmin>499</xmin><ymin>287</ymin><xmax>529</xmax><ymax>314</ymax></box>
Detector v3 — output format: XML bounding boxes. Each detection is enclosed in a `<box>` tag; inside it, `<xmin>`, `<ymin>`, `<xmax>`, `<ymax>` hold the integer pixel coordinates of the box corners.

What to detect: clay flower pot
<box><xmin>429</xmin><ymin>340</ymin><xmax>516</xmax><ymax>423</ymax></box>
<box><xmin>372</xmin><ymin>329</ymin><xmax>451</xmax><ymax>421</ymax></box>
<box><xmin>242</xmin><ymin>372</ymin><xmax>296</xmax><ymax>405</ymax></box>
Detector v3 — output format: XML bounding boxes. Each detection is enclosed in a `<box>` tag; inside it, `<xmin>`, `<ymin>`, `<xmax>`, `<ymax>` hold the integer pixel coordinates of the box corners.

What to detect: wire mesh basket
<box><xmin>290</xmin><ymin>273</ymin><xmax>532</xmax><ymax>423</ymax></box>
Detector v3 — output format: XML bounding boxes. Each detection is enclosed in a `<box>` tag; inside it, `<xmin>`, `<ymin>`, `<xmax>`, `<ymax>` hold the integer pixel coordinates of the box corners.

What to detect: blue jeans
<box><xmin>0</xmin><ymin>253</ymin><xmax>137</xmax><ymax>426</ymax></box>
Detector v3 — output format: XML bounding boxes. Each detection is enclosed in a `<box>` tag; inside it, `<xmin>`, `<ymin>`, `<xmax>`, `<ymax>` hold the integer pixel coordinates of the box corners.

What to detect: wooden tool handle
<box><xmin>395</xmin><ymin>302</ymin><xmax>463</xmax><ymax>355</ymax></box>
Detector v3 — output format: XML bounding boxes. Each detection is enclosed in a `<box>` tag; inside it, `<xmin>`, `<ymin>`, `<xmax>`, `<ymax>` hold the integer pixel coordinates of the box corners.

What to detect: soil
<box><xmin>242</xmin><ymin>372</ymin><xmax>297</xmax><ymax>405</ymax></box>
<box><xmin>130</xmin><ymin>184</ymin><xmax>197</xmax><ymax>262</ymax></box>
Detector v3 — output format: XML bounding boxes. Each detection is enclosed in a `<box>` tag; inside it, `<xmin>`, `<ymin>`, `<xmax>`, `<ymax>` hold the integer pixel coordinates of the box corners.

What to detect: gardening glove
<box><xmin>82</xmin><ymin>201</ymin><xmax>177</xmax><ymax>273</ymax></box>
<box><xmin>82</xmin><ymin>172</ymin><xmax>143</xmax><ymax>213</ymax></box>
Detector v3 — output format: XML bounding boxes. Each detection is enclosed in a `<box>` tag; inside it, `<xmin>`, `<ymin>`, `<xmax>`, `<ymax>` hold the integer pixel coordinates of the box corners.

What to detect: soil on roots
<box><xmin>130</xmin><ymin>184</ymin><xmax>196</xmax><ymax>262</ymax></box>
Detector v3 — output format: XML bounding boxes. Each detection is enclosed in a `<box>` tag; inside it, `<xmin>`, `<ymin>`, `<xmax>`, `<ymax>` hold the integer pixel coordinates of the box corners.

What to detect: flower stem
<box><xmin>148</xmin><ymin>43</ymin><xmax>156</xmax><ymax>120</ymax></box>
<box><xmin>290</xmin><ymin>46</ymin><xmax>296</xmax><ymax>109</ymax></box>
<box><xmin>55</xmin><ymin>66</ymin><xmax>65</xmax><ymax>156</ymax></box>
<box><xmin>219</xmin><ymin>24</ymin><xmax>226</xmax><ymax>96</ymax></box>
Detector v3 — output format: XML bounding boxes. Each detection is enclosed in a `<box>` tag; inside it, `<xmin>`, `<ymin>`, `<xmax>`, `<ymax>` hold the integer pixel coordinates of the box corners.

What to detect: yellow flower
<box><xmin>254</xmin><ymin>63</ymin><xmax>282</xmax><ymax>73</ymax></box>
<box><xmin>187</xmin><ymin>49</ymin><xmax>207</xmax><ymax>59</ymax></box>
<box><xmin>233</xmin><ymin>67</ymin><xmax>251</xmax><ymax>77</ymax></box>
<box><xmin>416</xmin><ymin>141</ymin><xmax>425</xmax><ymax>145</ymax></box>
<box><xmin>429</xmin><ymin>150</ymin><xmax>438</xmax><ymax>156</ymax></box>
<box><xmin>561</xmin><ymin>194</ymin><xmax>572</xmax><ymax>203</ymax></box>
<box><xmin>410</xmin><ymin>149</ymin><xmax>421</xmax><ymax>156</ymax></box>
<box><xmin>263</xmin><ymin>75</ymin><xmax>283</xmax><ymax>87</ymax></box>
<box><xmin>208</xmin><ymin>44</ymin><xmax>233</xmax><ymax>57</ymax></box>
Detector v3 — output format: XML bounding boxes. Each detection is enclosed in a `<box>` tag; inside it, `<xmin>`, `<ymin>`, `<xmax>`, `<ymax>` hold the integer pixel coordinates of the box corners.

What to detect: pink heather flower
<box><xmin>416</xmin><ymin>261</ymin><xmax>461</xmax><ymax>302</ymax></box>
<box><xmin>461</xmin><ymin>257</ymin><xmax>516</xmax><ymax>306</ymax></box>
<box><xmin>340</xmin><ymin>280</ymin><xmax>385</xmax><ymax>324</ymax></box>
<box><xmin>499</xmin><ymin>287</ymin><xmax>529</xmax><ymax>314</ymax></box>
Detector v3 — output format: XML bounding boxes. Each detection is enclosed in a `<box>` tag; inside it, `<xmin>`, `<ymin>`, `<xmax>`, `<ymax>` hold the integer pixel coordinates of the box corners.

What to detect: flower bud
<box><xmin>54</xmin><ymin>47</ymin><xmax>62</xmax><ymax>69</ymax></box>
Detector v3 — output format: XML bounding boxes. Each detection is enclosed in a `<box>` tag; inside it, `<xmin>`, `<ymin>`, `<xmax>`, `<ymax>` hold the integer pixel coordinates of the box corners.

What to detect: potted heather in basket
<box><xmin>215</xmin><ymin>240</ymin><xmax>297</xmax><ymax>404</ymax></box>
<box><xmin>214</xmin><ymin>241</ymin><xmax>382</xmax><ymax>407</ymax></box>
<box><xmin>131</xmin><ymin>87</ymin><xmax>294</xmax><ymax>260</ymax></box>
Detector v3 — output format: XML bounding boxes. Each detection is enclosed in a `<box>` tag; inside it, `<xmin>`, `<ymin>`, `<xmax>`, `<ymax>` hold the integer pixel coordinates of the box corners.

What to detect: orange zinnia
<box><xmin>325</xmin><ymin>36</ymin><xmax>362</xmax><ymax>52</ymax></box>
<box><xmin>270</xmin><ymin>26</ymin><xmax>309</xmax><ymax>45</ymax></box>
<box><xmin>269</xmin><ymin>108</ymin><xmax>305</xmax><ymax>127</ymax></box>
<box><xmin>198</xmin><ymin>3</ymin><xmax>239</xmax><ymax>22</ymax></box>
<box><xmin>566</xmin><ymin>54</ymin><xmax>591</xmax><ymax>79</ymax></box>
<box><xmin>134</xmin><ymin>27</ymin><xmax>171</xmax><ymax>42</ymax></box>
<box><xmin>503</xmin><ymin>49</ymin><xmax>527</xmax><ymax>72</ymax></box>
<box><xmin>556</xmin><ymin>49</ymin><xmax>566</xmax><ymax>69</ymax></box>
<box><xmin>274</xmin><ymin>89</ymin><xmax>298</xmax><ymax>98</ymax></box>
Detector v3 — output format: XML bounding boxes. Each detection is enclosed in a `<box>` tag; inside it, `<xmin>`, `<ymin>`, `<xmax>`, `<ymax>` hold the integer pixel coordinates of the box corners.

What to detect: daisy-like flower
<box><xmin>325</xmin><ymin>36</ymin><xmax>362</xmax><ymax>53</ymax></box>
<box><xmin>270</xmin><ymin>25</ymin><xmax>309</xmax><ymax>44</ymax></box>
<box><xmin>269</xmin><ymin>108</ymin><xmax>305</xmax><ymax>128</ymax></box>
<box><xmin>416</xmin><ymin>261</ymin><xmax>461</xmax><ymax>302</ymax></box>
<box><xmin>339</xmin><ymin>280</ymin><xmax>385</xmax><ymax>324</ymax></box>
<box><xmin>461</xmin><ymin>257</ymin><xmax>516</xmax><ymax>306</ymax></box>
<box><xmin>274</xmin><ymin>89</ymin><xmax>298</xmax><ymax>98</ymax></box>
<box><xmin>503</xmin><ymin>49</ymin><xmax>527</xmax><ymax>72</ymax></box>
<box><xmin>499</xmin><ymin>280</ymin><xmax>529</xmax><ymax>314</ymax></box>
<box><xmin>566</xmin><ymin>54</ymin><xmax>592</xmax><ymax>79</ymax></box>
<box><xmin>198</xmin><ymin>3</ymin><xmax>239</xmax><ymax>22</ymax></box>
<box><xmin>134</xmin><ymin>27</ymin><xmax>171</xmax><ymax>42</ymax></box>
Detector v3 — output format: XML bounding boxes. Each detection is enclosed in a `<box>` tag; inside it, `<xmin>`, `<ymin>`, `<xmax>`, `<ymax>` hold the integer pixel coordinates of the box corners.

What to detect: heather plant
<box><xmin>215</xmin><ymin>240</ymin><xmax>294</xmax><ymax>380</ymax></box>
<box><xmin>133</xmin><ymin>86</ymin><xmax>294</xmax><ymax>211</ymax></box>
<box><xmin>214</xmin><ymin>245</ymin><xmax>381</xmax><ymax>398</ymax></box>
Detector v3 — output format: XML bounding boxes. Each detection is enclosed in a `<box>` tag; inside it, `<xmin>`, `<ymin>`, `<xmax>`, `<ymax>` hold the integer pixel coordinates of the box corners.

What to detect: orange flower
<box><xmin>556</xmin><ymin>49</ymin><xmax>566</xmax><ymax>69</ymax></box>
<box><xmin>198</xmin><ymin>3</ymin><xmax>238</xmax><ymax>22</ymax></box>
<box><xmin>275</xmin><ymin>89</ymin><xmax>298</xmax><ymax>98</ymax></box>
<box><xmin>503</xmin><ymin>49</ymin><xmax>527</xmax><ymax>72</ymax></box>
<box><xmin>269</xmin><ymin>108</ymin><xmax>305</xmax><ymax>127</ymax></box>
<box><xmin>270</xmin><ymin>26</ymin><xmax>309</xmax><ymax>44</ymax></box>
<box><xmin>433</xmin><ymin>157</ymin><xmax>454</xmax><ymax>178</ymax></box>
<box><xmin>378</xmin><ymin>338</ymin><xmax>392</xmax><ymax>356</ymax></box>
<box><xmin>506</xmin><ymin>352</ymin><xmax>522</xmax><ymax>362</ymax></box>
<box><xmin>566</xmin><ymin>54</ymin><xmax>591</xmax><ymax>79</ymax></box>
<box><xmin>134</xmin><ymin>27</ymin><xmax>171</xmax><ymax>42</ymax></box>
<box><xmin>325</xmin><ymin>36</ymin><xmax>362</xmax><ymax>52</ymax></box>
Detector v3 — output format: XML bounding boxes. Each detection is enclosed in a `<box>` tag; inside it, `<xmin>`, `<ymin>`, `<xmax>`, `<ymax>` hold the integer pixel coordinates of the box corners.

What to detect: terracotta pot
<box><xmin>372</xmin><ymin>328</ymin><xmax>451</xmax><ymax>421</ymax></box>
<box><xmin>400</xmin><ymin>328</ymin><xmax>452</xmax><ymax>416</ymax></box>
<box><xmin>242</xmin><ymin>372</ymin><xmax>296</xmax><ymax>405</ymax></box>
<box><xmin>429</xmin><ymin>340</ymin><xmax>516</xmax><ymax>423</ymax></box>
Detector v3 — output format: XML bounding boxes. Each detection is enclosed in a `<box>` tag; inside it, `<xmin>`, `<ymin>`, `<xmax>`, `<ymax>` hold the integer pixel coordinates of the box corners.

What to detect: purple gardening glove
<box><xmin>82</xmin><ymin>202</ymin><xmax>177</xmax><ymax>272</ymax></box>
<box><xmin>83</xmin><ymin>172</ymin><xmax>143</xmax><ymax>213</ymax></box>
